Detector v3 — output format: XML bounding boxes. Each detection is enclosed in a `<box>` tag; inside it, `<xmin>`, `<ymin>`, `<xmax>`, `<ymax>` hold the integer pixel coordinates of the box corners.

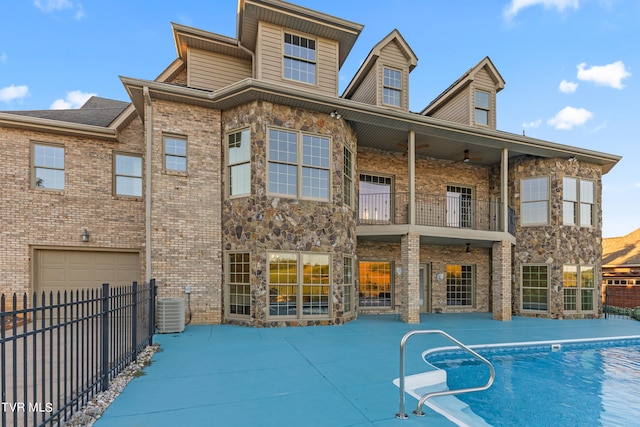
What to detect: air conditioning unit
<box><xmin>157</xmin><ymin>298</ymin><xmax>185</xmax><ymax>333</ymax></box>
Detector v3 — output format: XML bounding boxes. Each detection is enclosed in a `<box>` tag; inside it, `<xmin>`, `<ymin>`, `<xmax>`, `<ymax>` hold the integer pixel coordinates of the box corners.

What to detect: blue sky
<box><xmin>1</xmin><ymin>0</ymin><xmax>638</xmax><ymax>237</ymax></box>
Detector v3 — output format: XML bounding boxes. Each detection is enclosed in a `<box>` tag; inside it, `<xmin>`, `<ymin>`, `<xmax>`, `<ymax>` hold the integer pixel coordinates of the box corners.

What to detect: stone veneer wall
<box><xmin>221</xmin><ymin>101</ymin><xmax>358</xmax><ymax>327</ymax></box>
<box><xmin>357</xmin><ymin>241</ymin><xmax>491</xmax><ymax>314</ymax></box>
<box><xmin>0</xmin><ymin>119</ymin><xmax>146</xmax><ymax>302</ymax></box>
<box><xmin>150</xmin><ymin>99</ymin><xmax>223</xmax><ymax>324</ymax></box>
<box><xmin>510</xmin><ymin>156</ymin><xmax>603</xmax><ymax>319</ymax></box>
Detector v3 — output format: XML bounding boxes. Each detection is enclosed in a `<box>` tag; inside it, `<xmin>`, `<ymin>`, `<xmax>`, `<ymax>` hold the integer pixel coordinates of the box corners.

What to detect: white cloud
<box><xmin>522</xmin><ymin>119</ymin><xmax>542</xmax><ymax>128</ymax></box>
<box><xmin>0</xmin><ymin>52</ymin><xmax>7</xmax><ymax>64</ymax></box>
<box><xmin>34</xmin><ymin>0</ymin><xmax>85</xmax><ymax>20</ymax></box>
<box><xmin>50</xmin><ymin>90</ymin><xmax>95</xmax><ymax>109</ymax></box>
<box><xmin>577</xmin><ymin>61</ymin><xmax>630</xmax><ymax>89</ymax></box>
<box><xmin>547</xmin><ymin>106</ymin><xmax>593</xmax><ymax>130</ymax></box>
<box><xmin>504</xmin><ymin>0</ymin><xmax>579</xmax><ymax>20</ymax></box>
<box><xmin>34</xmin><ymin>0</ymin><xmax>73</xmax><ymax>12</ymax></box>
<box><xmin>0</xmin><ymin>84</ymin><xmax>29</xmax><ymax>103</ymax></box>
<box><xmin>559</xmin><ymin>79</ymin><xmax>578</xmax><ymax>93</ymax></box>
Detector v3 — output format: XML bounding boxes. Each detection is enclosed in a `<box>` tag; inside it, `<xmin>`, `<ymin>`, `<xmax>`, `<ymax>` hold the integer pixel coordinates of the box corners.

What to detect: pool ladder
<box><xmin>396</xmin><ymin>330</ymin><xmax>495</xmax><ymax>419</ymax></box>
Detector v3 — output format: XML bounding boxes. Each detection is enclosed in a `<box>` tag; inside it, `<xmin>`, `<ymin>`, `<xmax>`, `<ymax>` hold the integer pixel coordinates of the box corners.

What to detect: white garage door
<box><xmin>34</xmin><ymin>250</ymin><xmax>140</xmax><ymax>295</ymax></box>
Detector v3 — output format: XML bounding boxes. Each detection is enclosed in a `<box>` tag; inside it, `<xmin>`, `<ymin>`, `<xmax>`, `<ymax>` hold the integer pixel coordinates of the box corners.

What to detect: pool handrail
<box><xmin>396</xmin><ymin>329</ymin><xmax>495</xmax><ymax>419</ymax></box>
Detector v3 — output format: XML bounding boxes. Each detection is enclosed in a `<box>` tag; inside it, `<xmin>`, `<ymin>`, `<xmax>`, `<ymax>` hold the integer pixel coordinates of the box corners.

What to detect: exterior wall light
<box><xmin>568</xmin><ymin>156</ymin><xmax>578</xmax><ymax>162</ymax></box>
<box><xmin>82</xmin><ymin>229</ymin><xmax>90</xmax><ymax>242</ymax></box>
<box><xmin>465</xmin><ymin>243</ymin><xmax>471</xmax><ymax>254</ymax></box>
<box><xmin>330</xmin><ymin>110</ymin><xmax>341</xmax><ymax>119</ymax></box>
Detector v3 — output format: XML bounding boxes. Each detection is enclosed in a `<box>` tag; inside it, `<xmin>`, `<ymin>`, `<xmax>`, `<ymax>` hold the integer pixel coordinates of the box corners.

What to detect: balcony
<box><xmin>358</xmin><ymin>192</ymin><xmax>514</xmax><ymax>234</ymax></box>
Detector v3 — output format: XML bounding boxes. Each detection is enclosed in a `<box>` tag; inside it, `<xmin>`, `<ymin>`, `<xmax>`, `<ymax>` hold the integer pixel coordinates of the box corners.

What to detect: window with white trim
<box><xmin>284</xmin><ymin>33</ymin><xmax>316</xmax><ymax>84</ymax></box>
<box><xmin>383</xmin><ymin>67</ymin><xmax>402</xmax><ymax>107</ymax></box>
<box><xmin>474</xmin><ymin>90</ymin><xmax>490</xmax><ymax>125</ymax></box>
<box><xmin>522</xmin><ymin>265</ymin><xmax>549</xmax><ymax>312</ymax></box>
<box><xmin>114</xmin><ymin>153</ymin><xmax>142</xmax><ymax>197</ymax></box>
<box><xmin>227</xmin><ymin>129</ymin><xmax>251</xmax><ymax>196</ymax></box>
<box><xmin>32</xmin><ymin>143</ymin><xmax>64</xmax><ymax>190</ymax></box>
<box><xmin>163</xmin><ymin>135</ymin><xmax>187</xmax><ymax>172</ymax></box>
<box><xmin>521</xmin><ymin>177</ymin><xmax>549</xmax><ymax>225</ymax></box>
<box><xmin>563</xmin><ymin>265</ymin><xmax>595</xmax><ymax>313</ymax></box>
<box><xmin>267</xmin><ymin>129</ymin><xmax>330</xmax><ymax>200</ymax></box>
<box><xmin>563</xmin><ymin>178</ymin><xmax>595</xmax><ymax>227</ymax></box>
<box><xmin>268</xmin><ymin>252</ymin><xmax>330</xmax><ymax>318</ymax></box>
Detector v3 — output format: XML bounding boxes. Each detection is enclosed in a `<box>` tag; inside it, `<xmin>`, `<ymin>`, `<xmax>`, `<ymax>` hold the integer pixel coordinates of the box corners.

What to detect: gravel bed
<box><xmin>61</xmin><ymin>343</ymin><xmax>160</xmax><ymax>427</ymax></box>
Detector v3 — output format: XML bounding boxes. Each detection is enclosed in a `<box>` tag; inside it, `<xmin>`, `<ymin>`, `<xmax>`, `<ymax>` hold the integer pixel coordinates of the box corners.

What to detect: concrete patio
<box><xmin>94</xmin><ymin>313</ymin><xmax>640</xmax><ymax>426</ymax></box>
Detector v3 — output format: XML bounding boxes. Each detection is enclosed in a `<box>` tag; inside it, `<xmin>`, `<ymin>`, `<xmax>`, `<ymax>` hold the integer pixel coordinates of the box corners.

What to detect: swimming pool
<box><xmin>426</xmin><ymin>338</ymin><xmax>640</xmax><ymax>426</ymax></box>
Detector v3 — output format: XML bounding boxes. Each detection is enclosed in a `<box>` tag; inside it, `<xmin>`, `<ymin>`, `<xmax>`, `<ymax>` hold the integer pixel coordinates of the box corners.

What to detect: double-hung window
<box><xmin>164</xmin><ymin>135</ymin><xmax>187</xmax><ymax>172</ymax></box>
<box><xmin>227</xmin><ymin>129</ymin><xmax>251</xmax><ymax>196</ymax></box>
<box><xmin>343</xmin><ymin>257</ymin><xmax>354</xmax><ymax>314</ymax></box>
<box><xmin>268</xmin><ymin>129</ymin><xmax>330</xmax><ymax>200</ymax></box>
<box><xmin>284</xmin><ymin>33</ymin><xmax>316</xmax><ymax>84</ymax></box>
<box><xmin>343</xmin><ymin>147</ymin><xmax>353</xmax><ymax>208</ymax></box>
<box><xmin>383</xmin><ymin>67</ymin><xmax>402</xmax><ymax>107</ymax></box>
<box><xmin>33</xmin><ymin>143</ymin><xmax>64</xmax><ymax>190</ymax></box>
<box><xmin>114</xmin><ymin>153</ymin><xmax>142</xmax><ymax>197</ymax></box>
<box><xmin>228</xmin><ymin>252</ymin><xmax>251</xmax><ymax>316</ymax></box>
<box><xmin>521</xmin><ymin>177</ymin><xmax>549</xmax><ymax>225</ymax></box>
<box><xmin>563</xmin><ymin>265</ymin><xmax>594</xmax><ymax>312</ymax></box>
<box><xmin>474</xmin><ymin>90</ymin><xmax>490</xmax><ymax>125</ymax></box>
<box><xmin>563</xmin><ymin>178</ymin><xmax>595</xmax><ymax>226</ymax></box>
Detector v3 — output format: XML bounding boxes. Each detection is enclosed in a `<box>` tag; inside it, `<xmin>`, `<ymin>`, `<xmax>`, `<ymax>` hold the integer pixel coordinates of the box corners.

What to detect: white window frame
<box><xmin>343</xmin><ymin>256</ymin><xmax>354</xmax><ymax>314</ymax></box>
<box><xmin>283</xmin><ymin>32</ymin><xmax>316</xmax><ymax>85</ymax></box>
<box><xmin>383</xmin><ymin>67</ymin><xmax>402</xmax><ymax>107</ymax></box>
<box><xmin>227</xmin><ymin>129</ymin><xmax>251</xmax><ymax>197</ymax></box>
<box><xmin>343</xmin><ymin>146</ymin><xmax>354</xmax><ymax>208</ymax></box>
<box><xmin>32</xmin><ymin>142</ymin><xmax>65</xmax><ymax>191</ymax></box>
<box><xmin>521</xmin><ymin>176</ymin><xmax>549</xmax><ymax>225</ymax></box>
<box><xmin>267</xmin><ymin>128</ymin><xmax>331</xmax><ymax>201</ymax></box>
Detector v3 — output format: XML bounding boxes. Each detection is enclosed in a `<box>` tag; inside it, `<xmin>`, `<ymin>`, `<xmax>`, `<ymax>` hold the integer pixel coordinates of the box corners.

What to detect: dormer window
<box><xmin>383</xmin><ymin>67</ymin><xmax>402</xmax><ymax>107</ymax></box>
<box><xmin>474</xmin><ymin>90</ymin><xmax>490</xmax><ymax>126</ymax></box>
<box><xmin>284</xmin><ymin>33</ymin><xmax>316</xmax><ymax>84</ymax></box>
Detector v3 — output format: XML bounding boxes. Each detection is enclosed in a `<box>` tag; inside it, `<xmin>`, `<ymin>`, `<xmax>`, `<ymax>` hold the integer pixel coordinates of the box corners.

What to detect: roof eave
<box><xmin>0</xmin><ymin>112</ymin><xmax>118</xmax><ymax>141</ymax></box>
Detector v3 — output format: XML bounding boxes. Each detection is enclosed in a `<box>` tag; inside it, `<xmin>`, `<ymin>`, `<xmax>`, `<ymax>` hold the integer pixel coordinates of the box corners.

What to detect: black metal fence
<box><xmin>0</xmin><ymin>280</ymin><xmax>156</xmax><ymax>427</ymax></box>
<box><xmin>603</xmin><ymin>284</ymin><xmax>640</xmax><ymax>320</ymax></box>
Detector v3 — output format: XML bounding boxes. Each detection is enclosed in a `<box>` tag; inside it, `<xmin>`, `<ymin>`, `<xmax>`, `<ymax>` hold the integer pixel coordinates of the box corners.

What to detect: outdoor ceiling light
<box><xmin>330</xmin><ymin>110</ymin><xmax>341</xmax><ymax>119</ymax></box>
<box><xmin>82</xmin><ymin>229</ymin><xmax>90</xmax><ymax>242</ymax></box>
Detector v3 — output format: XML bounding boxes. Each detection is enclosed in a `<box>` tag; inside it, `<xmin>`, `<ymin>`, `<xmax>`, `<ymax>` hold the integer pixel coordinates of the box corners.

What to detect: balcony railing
<box><xmin>359</xmin><ymin>192</ymin><xmax>514</xmax><ymax>234</ymax></box>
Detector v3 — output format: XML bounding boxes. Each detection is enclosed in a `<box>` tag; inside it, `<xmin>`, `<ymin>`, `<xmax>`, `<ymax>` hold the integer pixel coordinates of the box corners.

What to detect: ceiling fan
<box><xmin>457</xmin><ymin>149</ymin><xmax>483</xmax><ymax>163</ymax></box>
<box><xmin>395</xmin><ymin>142</ymin><xmax>429</xmax><ymax>155</ymax></box>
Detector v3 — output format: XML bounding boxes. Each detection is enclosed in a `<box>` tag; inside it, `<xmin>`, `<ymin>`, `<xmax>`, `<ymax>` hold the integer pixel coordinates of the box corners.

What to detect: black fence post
<box><xmin>148</xmin><ymin>279</ymin><xmax>156</xmax><ymax>346</ymax></box>
<box><xmin>101</xmin><ymin>283</ymin><xmax>109</xmax><ymax>392</ymax></box>
<box><xmin>604</xmin><ymin>286</ymin><xmax>609</xmax><ymax>319</ymax></box>
<box><xmin>132</xmin><ymin>281</ymin><xmax>138</xmax><ymax>359</ymax></box>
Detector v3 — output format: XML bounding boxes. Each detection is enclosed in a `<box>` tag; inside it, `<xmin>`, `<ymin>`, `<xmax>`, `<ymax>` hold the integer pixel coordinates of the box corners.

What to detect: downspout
<box><xmin>143</xmin><ymin>86</ymin><xmax>153</xmax><ymax>282</ymax></box>
<box><xmin>237</xmin><ymin>41</ymin><xmax>256</xmax><ymax>78</ymax></box>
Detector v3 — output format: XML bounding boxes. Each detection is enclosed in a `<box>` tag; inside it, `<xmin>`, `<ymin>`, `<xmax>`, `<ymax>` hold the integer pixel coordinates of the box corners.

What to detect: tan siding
<box><xmin>431</xmin><ymin>88</ymin><xmax>470</xmax><ymax>124</ymax></box>
<box><xmin>379</xmin><ymin>41</ymin><xmax>410</xmax><ymax>110</ymax></box>
<box><xmin>188</xmin><ymin>48</ymin><xmax>252</xmax><ymax>91</ymax></box>
<box><xmin>257</xmin><ymin>22</ymin><xmax>338</xmax><ymax>96</ymax></box>
<box><xmin>350</xmin><ymin>67</ymin><xmax>377</xmax><ymax>105</ymax></box>
<box><xmin>472</xmin><ymin>68</ymin><xmax>497</xmax><ymax>128</ymax></box>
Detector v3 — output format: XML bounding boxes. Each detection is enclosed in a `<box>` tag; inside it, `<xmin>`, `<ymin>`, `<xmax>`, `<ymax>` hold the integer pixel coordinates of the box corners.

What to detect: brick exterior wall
<box><xmin>149</xmin><ymin>99</ymin><xmax>223</xmax><ymax>324</ymax></box>
<box><xmin>0</xmin><ymin>121</ymin><xmax>146</xmax><ymax>305</ymax></box>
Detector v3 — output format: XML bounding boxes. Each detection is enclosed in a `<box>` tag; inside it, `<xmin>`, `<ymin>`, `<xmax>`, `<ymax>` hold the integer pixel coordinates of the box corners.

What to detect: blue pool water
<box><xmin>428</xmin><ymin>340</ymin><xmax>640</xmax><ymax>426</ymax></box>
